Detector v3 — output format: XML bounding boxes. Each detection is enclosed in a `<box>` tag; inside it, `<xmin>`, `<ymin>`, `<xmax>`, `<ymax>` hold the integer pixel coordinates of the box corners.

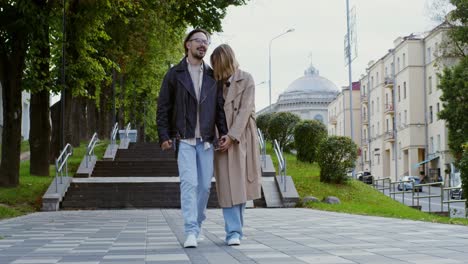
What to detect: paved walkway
<box><xmin>1</xmin><ymin>209</ymin><xmax>468</xmax><ymax>264</ymax></box>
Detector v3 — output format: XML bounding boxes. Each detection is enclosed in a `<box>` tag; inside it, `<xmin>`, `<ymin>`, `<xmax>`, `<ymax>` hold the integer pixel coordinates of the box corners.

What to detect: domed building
<box><xmin>257</xmin><ymin>64</ymin><xmax>339</xmax><ymax>125</ymax></box>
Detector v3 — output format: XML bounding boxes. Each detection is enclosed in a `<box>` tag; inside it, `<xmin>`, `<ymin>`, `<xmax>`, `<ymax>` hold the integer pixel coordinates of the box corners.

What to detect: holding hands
<box><xmin>218</xmin><ymin>135</ymin><xmax>233</xmax><ymax>152</ymax></box>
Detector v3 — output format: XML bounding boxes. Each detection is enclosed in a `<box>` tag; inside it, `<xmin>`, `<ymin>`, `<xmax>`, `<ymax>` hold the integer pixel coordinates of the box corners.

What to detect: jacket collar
<box><xmin>174</xmin><ymin>57</ymin><xmax>216</xmax><ymax>102</ymax></box>
<box><xmin>225</xmin><ymin>69</ymin><xmax>246</xmax><ymax>103</ymax></box>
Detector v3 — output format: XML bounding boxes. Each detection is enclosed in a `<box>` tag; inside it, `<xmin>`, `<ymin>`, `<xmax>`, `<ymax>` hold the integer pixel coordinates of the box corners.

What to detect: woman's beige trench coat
<box><xmin>214</xmin><ymin>69</ymin><xmax>262</xmax><ymax>208</ymax></box>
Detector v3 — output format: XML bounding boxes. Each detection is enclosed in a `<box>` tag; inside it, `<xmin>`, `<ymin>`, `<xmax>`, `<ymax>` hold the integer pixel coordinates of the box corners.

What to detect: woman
<box><xmin>211</xmin><ymin>44</ymin><xmax>262</xmax><ymax>246</ymax></box>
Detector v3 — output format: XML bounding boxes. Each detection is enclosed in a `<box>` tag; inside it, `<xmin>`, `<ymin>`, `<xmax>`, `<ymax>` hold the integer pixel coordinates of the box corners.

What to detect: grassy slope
<box><xmin>267</xmin><ymin>144</ymin><xmax>468</xmax><ymax>225</ymax></box>
<box><xmin>0</xmin><ymin>141</ymin><xmax>107</xmax><ymax>219</ymax></box>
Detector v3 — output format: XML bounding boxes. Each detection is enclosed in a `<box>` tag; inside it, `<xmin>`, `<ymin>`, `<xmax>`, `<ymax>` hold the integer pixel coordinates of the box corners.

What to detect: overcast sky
<box><xmin>206</xmin><ymin>0</ymin><xmax>440</xmax><ymax>111</ymax></box>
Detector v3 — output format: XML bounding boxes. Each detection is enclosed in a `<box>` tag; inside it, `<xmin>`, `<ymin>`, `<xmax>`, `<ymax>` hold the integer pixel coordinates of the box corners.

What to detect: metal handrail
<box><xmin>389</xmin><ymin>180</ymin><xmax>415</xmax><ymax>205</ymax></box>
<box><xmin>273</xmin><ymin>139</ymin><xmax>286</xmax><ymax>192</ymax></box>
<box><xmin>257</xmin><ymin>128</ymin><xmax>266</xmax><ymax>167</ymax></box>
<box><xmin>442</xmin><ymin>186</ymin><xmax>467</xmax><ymax>218</ymax></box>
<box><xmin>86</xmin><ymin>132</ymin><xmax>99</xmax><ymax>168</ymax></box>
<box><xmin>110</xmin><ymin>122</ymin><xmax>118</xmax><ymax>145</ymax></box>
<box><xmin>373</xmin><ymin>178</ymin><xmax>391</xmax><ymax>195</ymax></box>
<box><xmin>413</xmin><ymin>182</ymin><xmax>444</xmax><ymax>213</ymax></box>
<box><xmin>55</xmin><ymin>143</ymin><xmax>73</xmax><ymax>192</ymax></box>
<box><xmin>124</xmin><ymin>122</ymin><xmax>131</xmax><ymax>139</ymax></box>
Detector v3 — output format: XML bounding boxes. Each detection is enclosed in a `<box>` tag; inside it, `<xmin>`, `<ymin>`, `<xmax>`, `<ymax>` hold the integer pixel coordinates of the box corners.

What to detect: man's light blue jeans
<box><xmin>178</xmin><ymin>139</ymin><xmax>213</xmax><ymax>237</ymax></box>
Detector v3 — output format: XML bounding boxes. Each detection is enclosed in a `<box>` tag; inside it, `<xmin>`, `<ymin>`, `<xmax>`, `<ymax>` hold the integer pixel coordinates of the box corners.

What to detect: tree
<box><xmin>438</xmin><ymin>56</ymin><xmax>468</xmax><ymax>160</ymax></box>
<box><xmin>256</xmin><ymin>112</ymin><xmax>274</xmax><ymax>140</ymax></box>
<box><xmin>317</xmin><ymin>136</ymin><xmax>358</xmax><ymax>184</ymax></box>
<box><xmin>459</xmin><ymin>143</ymin><xmax>468</xmax><ymax>209</ymax></box>
<box><xmin>268</xmin><ymin>112</ymin><xmax>300</xmax><ymax>151</ymax></box>
<box><xmin>0</xmin><ymin>0</ymin><xmax>39</xmax><ymax>186</ymax></box>
<box><xmin>294</xmin><ymin>120</ymin><xmax>327</xmax><ymax>163</ymax></box>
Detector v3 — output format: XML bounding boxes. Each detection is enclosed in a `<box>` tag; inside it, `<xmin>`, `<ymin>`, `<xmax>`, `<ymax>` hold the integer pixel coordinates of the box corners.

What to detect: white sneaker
<box><xmin>184</xmin><ymin>234</ymin><xmax>198</xmax><ymax>248</ymax></box>
<box><xmin>227</xmin><ymin>237</ymin><xmax>240</xmax><ymax>246</ymax></box>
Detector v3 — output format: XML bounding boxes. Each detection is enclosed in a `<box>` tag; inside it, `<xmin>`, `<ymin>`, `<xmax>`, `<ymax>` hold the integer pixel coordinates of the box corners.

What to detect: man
<box><xmin>157</xmin><ymin>28</ymin><xmax>227</xmax><ymax>248</ymax></box>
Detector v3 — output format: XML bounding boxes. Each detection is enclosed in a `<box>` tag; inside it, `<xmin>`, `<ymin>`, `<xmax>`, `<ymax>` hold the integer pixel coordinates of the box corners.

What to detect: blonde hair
<box><xmin>210</xmin><ymin>44</ymin><xmax>239</xmax><ymax>81</ymax></box>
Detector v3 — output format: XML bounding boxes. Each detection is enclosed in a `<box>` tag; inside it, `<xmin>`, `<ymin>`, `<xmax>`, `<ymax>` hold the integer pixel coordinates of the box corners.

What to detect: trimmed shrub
<box><xmin>256</xmin><ymin>112</ymin><xmax>274</xmax><ymax>140</ymax></box>
<box><xmin>268</xmin><ymin>112</ymin><xmax>300</xmax><ymax>151</ymax></box>
<box><xmin>317</xmin><ymin>136</ymin><xmax>358</xmax><ymax>184</ymax></box>
<box><xmin>294</xmin><ymin>120</ymin><xmax>327</xmax><ymax>163</ymax></box>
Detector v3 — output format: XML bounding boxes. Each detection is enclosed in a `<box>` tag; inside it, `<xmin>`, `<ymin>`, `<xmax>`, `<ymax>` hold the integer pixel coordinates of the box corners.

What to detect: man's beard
<box><xmin>191</xmin><ymin>49</ymin><xmax>205</xmax><ymax>60</ymax></box>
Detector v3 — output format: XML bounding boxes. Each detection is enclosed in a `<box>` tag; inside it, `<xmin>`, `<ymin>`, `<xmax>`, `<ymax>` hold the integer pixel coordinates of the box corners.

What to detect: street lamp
<box><xmin>269</xmin><ymin>28</ymin><xmax>295</xmax><ymax>112</ymax></box>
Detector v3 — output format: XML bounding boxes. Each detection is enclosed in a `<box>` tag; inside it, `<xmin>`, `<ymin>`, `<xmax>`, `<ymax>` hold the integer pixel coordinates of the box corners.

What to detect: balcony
<box><xmin>384</xmin><ymin>103</ymin><xmax>394</xmax><ymax>115</ymax></box>
<box><xmin>361</xmin><ymin>94</ymin><xmax>368</xmax><ymax>104</ymax></box>
<box><xmin>361</xmin><ymin>138</ymin><xmax>368</xmax><ymax>146</ymax></box>
<box><xmin>362</xmin><ymin>116</ymin><xmax>368</xmax><ymax>125</ymax></box>
<box><xmin>384</xmin><ymin>131</ymin><xmax>395</xmax><ymax>142</ymax></box>
<box><xmin>330</xmin><ymin>116</ymin><xmax>337</xmax><ymax>125</ymax></box>
<box><xmin>384</xmin><ymin>76</ymin><xmax>394</xmax><ymax>88</ymax></box>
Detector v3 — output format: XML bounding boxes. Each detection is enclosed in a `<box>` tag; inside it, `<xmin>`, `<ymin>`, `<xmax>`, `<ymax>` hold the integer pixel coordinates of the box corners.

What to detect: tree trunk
<box><xmin>79</xmin><ymin>97</ymin><xmax>88</xmax><ymax>141</ymax></box>
<box><xmin>29</xmin><ymin>90</ymin><xmax>51</xmax><ymax>176</ymax></box>
<box><xmin>29</xmin><ymin>7</ymin><xmax>51</xmax><ymax>176</ymax></box>
<box><xmin>98</xmin><ymin>83</ymin><xmax>112</xmax><ymax>140</ymax></box>
<box><xmin>50</xmin><ymin>101</ymin><xmax>62</xmax><ymax>164</ymax></box>
<box><xmin>0</xmin><ymin>34</ymin><xmax>27</xmax><ymax>187</ymax></box>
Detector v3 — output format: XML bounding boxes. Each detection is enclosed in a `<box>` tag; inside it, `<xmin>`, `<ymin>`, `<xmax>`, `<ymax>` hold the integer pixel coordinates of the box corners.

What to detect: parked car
<box><xmin>397</xmin><ymin>176</ymin><xmax>423</xmax><ymax>192</ymax></box>
<box><xmin>449</xmin><ymin>163</ymin><xmax>463</xmax><ymax>199</ymax></box>
<box><xmin>356</xmin><ymin>171</ymin><xmax>373</xmax><ymax>184</ymax></box>
<box><xmin>451</xmin><ymin>188</ymin><xmax>464</xmax><ymax>200</ymax></box>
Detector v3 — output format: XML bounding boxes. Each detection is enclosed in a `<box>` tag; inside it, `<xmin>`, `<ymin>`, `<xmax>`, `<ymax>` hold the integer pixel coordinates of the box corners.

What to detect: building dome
<box><xmin>277</xmin><ymin>65</ymin><xmax>339</xmax><ymax>105</ymax></box>
<box><xmin>284</xmin><ymin>65</ymin><xmax>339</xmax><ymax>94</ymax></box>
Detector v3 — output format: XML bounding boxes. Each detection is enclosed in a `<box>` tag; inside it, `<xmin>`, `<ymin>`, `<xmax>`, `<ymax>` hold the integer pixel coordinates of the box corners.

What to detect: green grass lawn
<box><xmin>0</xmin><ymin>140</ymin><xmax>107</xmax><ymax>219</ymax></box>
<box><xmin>267</xmin><ymin>144</ymin><xmax>468</xmax><ymax>225</ymax></box>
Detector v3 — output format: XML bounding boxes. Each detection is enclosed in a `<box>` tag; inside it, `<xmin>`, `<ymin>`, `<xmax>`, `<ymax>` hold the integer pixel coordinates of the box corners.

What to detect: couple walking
<box><xmin>156</xmin><ymin>29</ymin><xmax>262</xmax><ymax>248</ymax></box>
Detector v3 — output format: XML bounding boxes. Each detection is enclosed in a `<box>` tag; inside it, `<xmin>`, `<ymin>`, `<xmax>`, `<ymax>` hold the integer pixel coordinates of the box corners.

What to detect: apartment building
<box><xmin>359</xmin><ymin>23</ymin><xmax>455</xmax><ymax>182</ymax></box>
<box><xmin>327</xmin><ymin>82</ymin><xmax>361</xmax><ymax>148</ymax></box>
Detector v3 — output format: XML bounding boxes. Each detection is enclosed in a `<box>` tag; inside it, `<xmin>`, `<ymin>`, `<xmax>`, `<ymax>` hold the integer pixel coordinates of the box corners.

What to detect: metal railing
<box><xmin>373</xmin><ymin>177</ymin><xmax>391</xmax><ymax>195</ymax></box>
<box><xmin>257</xmin><ymin>128</ymin><xmax>266</xmax><ymax>167</ymax></box>
<box><xmin>443</xmin><ymin>186</ymin><xmax>467</xmax><ymax>217</ymax></box>
<box><xmin>124</xmin><ymin>122</ymin><xmax>131</xmax><ymax>139</ymax></box>
<box><xmin>389</xmin><ymin>179</ymin><xmax>416</xmax><ymax>206</ymax></box>
<box><xmin>273</xmin><ymin>139</ymin><xmax>287</xmax><ymax>192</ymax></box>
<box><xmin>55</xmin><ymin>143</ymin><xmax>73</xmax><ymax>192</ymax></box>
<box><xmin>110</xmin><ymin>122</ymin><xmax>118</xmax><ymax>145</ymax></box>
<box><xmin>413</xmin><ymin>182</ymin><xmax>444</xmax><ymax>213</ymax></box>
<box><xmin>86</xmin><ymin>132</ymin><xmax>99</xmax><ymax>168</ymax></box>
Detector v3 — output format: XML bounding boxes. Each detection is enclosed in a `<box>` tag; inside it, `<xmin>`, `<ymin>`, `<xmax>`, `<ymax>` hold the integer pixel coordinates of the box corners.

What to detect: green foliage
<box><xmin>447</xmin><ymin>0</ymin><xmax>468</xmax><ymax>56</ymax></box>
<box><xmin>268</xmin><ymin>112</ymin><xmax>300</xmax><ymax>151</ymax></box>
<box><xmin>266</xmin><ymin>142</ymin><xmax>468</xmax><ymax>225</ymax></box>
<box><xmin>459</xmin><ymin>143</ymin><xmax>468</xmax><ymax>208</ymax></box>
<box><xmin>256</xmin><ymin>112</ymin><xmax>274</xmax><ymax>140</ymax></box>
<box><xmin>317</xmin><ymin>136</ymin><xmax>358</xmax><ymax>184</ymax></box>
<box><xmin>294</xmin><ymin>120</ymin><xmax>327</xmax><ymax>163</ymax></box>
<box><xmin>438</xmin><ymin>56</ymin><xmax>468</xmax><ymax>159</ymax></box>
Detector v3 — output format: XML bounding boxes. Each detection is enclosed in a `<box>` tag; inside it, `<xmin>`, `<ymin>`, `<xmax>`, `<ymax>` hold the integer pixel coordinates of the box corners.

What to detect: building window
<box><xmin>430</xmin><ymin>137</ymin><xmax>434</xmax><ymax>153</ymax></box>
<box><xmin>377</xmin><ymin>97</ymin><xmax>380</xmax><ymax>112</ymax></box>
<box><xmin>364</xmin><ymin>150</ymin><xmax>367</xmax><ymax>161</ymax></box>
<box><xmin>397</xmin><ymin>57</ymin><xmax>400</xmax><ymax>72</ymax></box>
<box><xmin>385</xmin><ymin>67</ymin><xmax>388</xmax><ymax>77</ymax></box>
<box><xmin>428</xmin><ymin>76</ymin><xmax>432</xmax><ymax>94</ymax></box>
<box><xmin>404</xmin><ymin>110</ymin><xmax>407</xmax><ymax>125</ymax></box>
<box><xmin>398</xmin><ymin>112</ymin><xmax>402</xmax><ymax>127</ymax></box>
<box><xmin>403</xmin><ymin>53</ymin><xmax>406</xmax><ymax>68</ymax></box>
<box><xmin>371</xmin><ymin>77</ymin><xmax>374</xmax><ymax>88</ymax></box>
<box><xmin>427</xmin><ymin>47</ymin><xmax>432</xmax><ymax>63</ymax></box>
<box><xmin>429</xmin><ymin>106</ymin><xmax>433</xmax><ymax>123</ymax></box>
<box><xmin>377</xmin><ymin>122</ymin><xmax>380</xmax><ymax>136</ymax></box>
<box><xmin>314</xmin><ymin>114</ymin><xmax>324</xmax><ymax>123</ymax></box>
<box><xmin>398</xmin><ymin>85</ymin><xmax>401</xmax><ymax>102</ymax></box>
<box><xmin>392</xmin><ymin>144</ymin><xmax>395</xmax><ymax>160</ymax></box>
<box><xmin>437</xmin><ymin>134</ymin><xmax>441</xmax><ymax>152</ymax></box>
<box><xmin>398</xmin><ymin>142</ymin><xmax>402</xmax><ymax>159</ymax></box>
<box><xmin>371</xmin><ymin>101</ymin><xmax>374</xmax><ymax>115</ymax></box>
<box><xmin>386</xmin><ymin>119</ymin><xmax>389</xmax><ymax>132</ymax></box>
<box><xmin>376</xmin><ymin>72</ymin><xmax>379</xmax><ymax>84</ymax></box>
<box><xmin>372</xmin><ymin>125</ymin><xmax>375</xmax><ymax>137</ymax></box>
<box><xmin>436</xmin><ymin>103</ymin><xmax>440</xmax><ymax>120</ymax></box>
<box><xmin>403</xmin><ymin>82</ymin><xmax>407</xmax><ymax>99</ymax></box>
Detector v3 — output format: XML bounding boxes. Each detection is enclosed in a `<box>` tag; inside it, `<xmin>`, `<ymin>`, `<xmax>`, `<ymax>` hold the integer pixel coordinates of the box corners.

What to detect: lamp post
<box><xmin>269</xmin><ymin>28</ymin><xmax>294</xmax><ymax>112</ymax></box>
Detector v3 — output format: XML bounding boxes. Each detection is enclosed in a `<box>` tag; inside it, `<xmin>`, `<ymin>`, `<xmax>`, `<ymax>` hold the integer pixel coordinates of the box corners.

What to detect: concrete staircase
<box><xmin>61</xmin><ymin>142</ymin><xmax>219</xmax><ymax>209</ymax></box>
